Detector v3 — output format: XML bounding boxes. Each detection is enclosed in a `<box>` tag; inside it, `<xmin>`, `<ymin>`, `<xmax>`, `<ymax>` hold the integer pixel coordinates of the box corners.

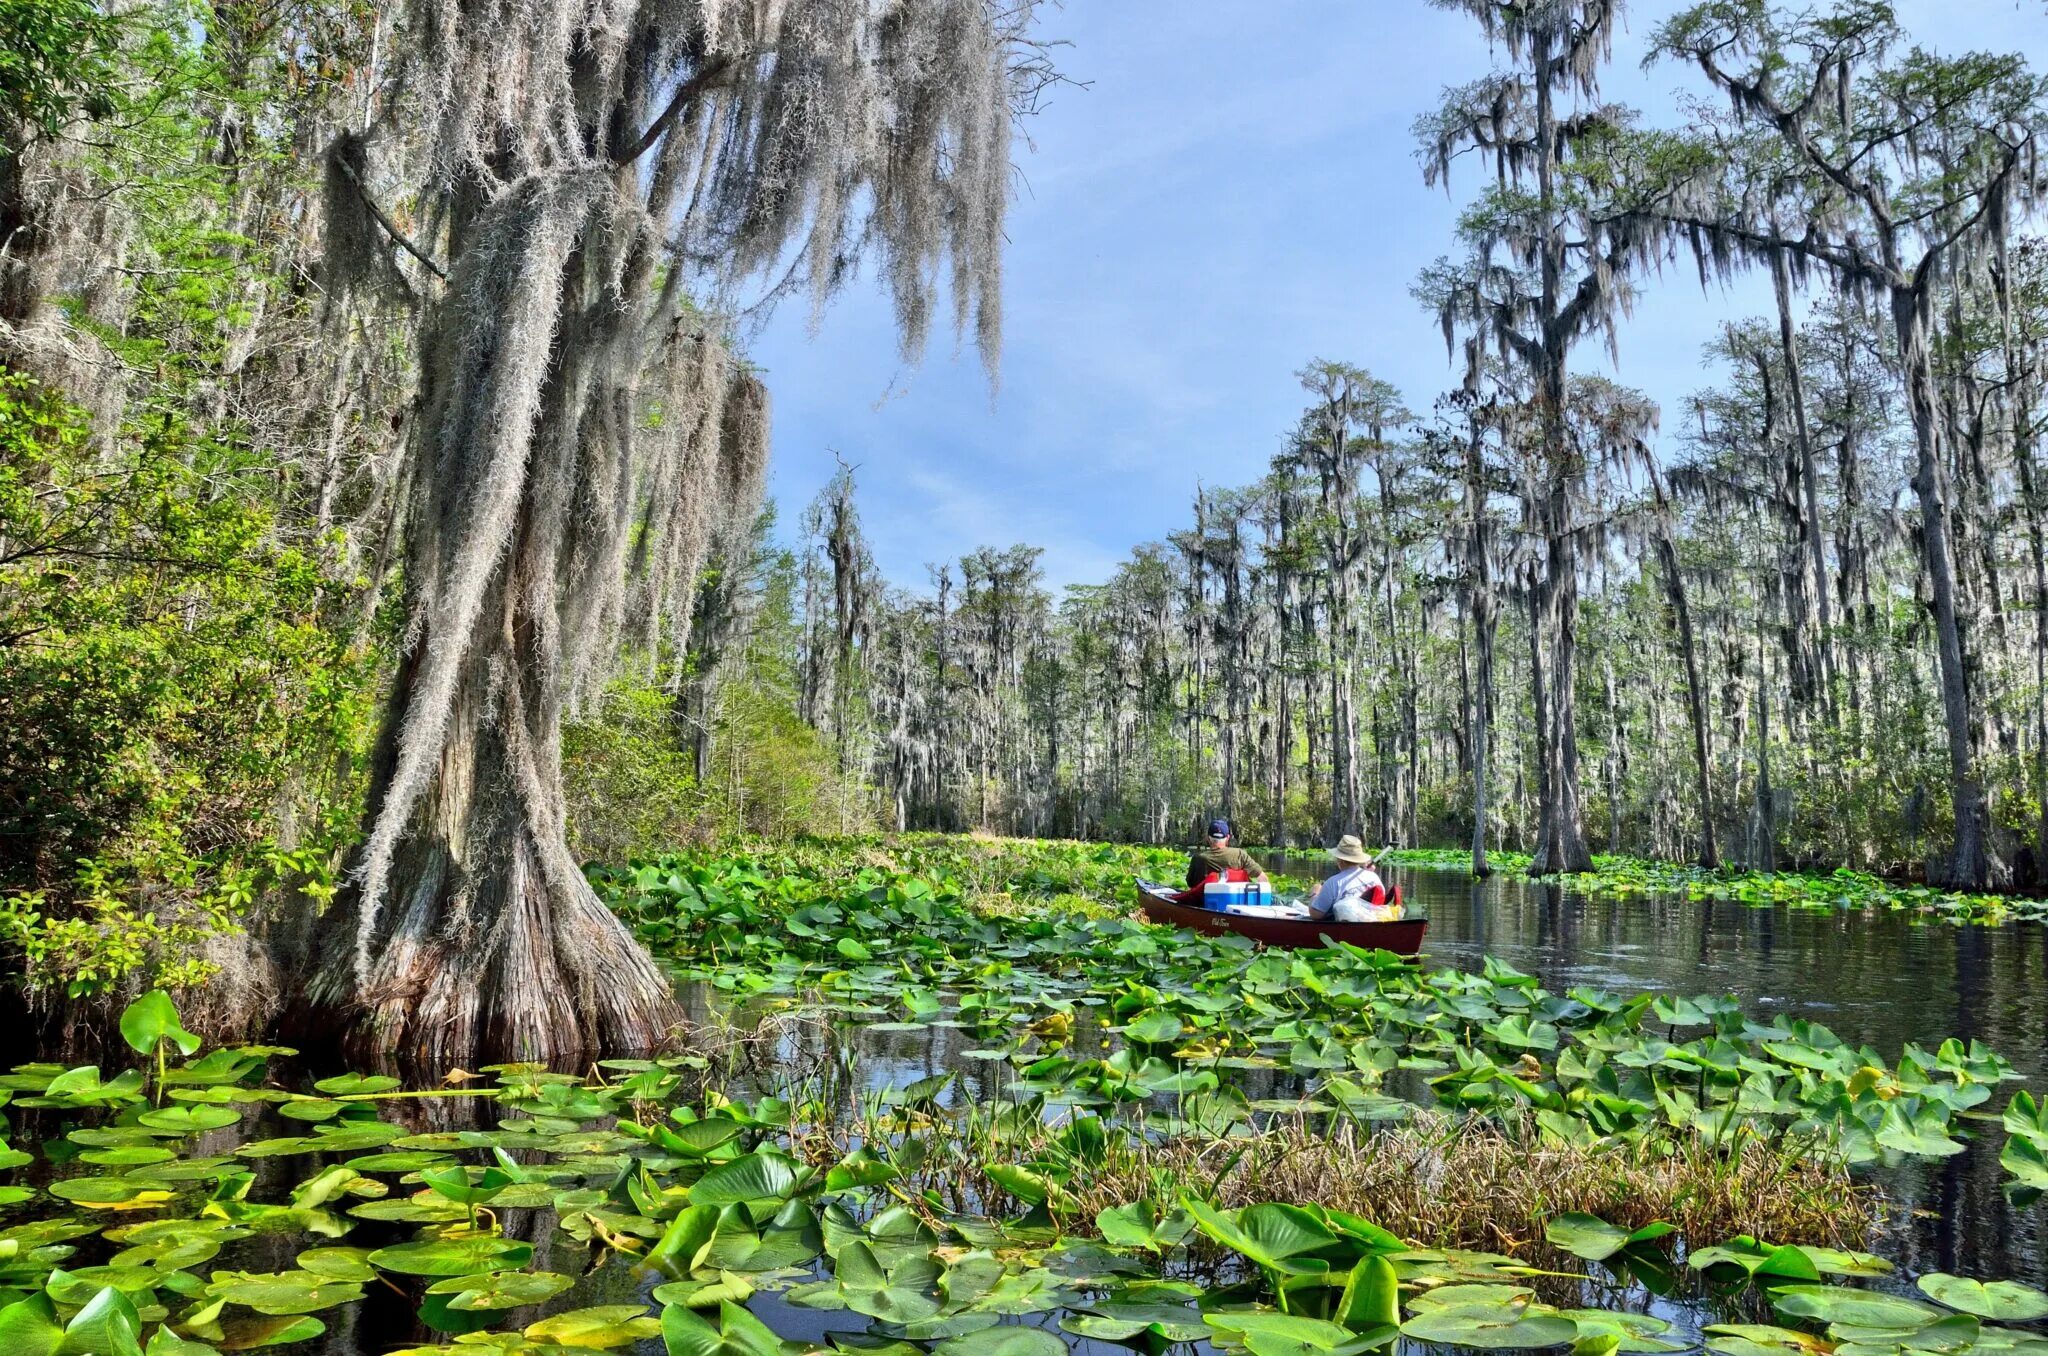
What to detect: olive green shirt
<box><xmin>1186</xmin><ymin>844</ymin><xmax>1264</xmax><ymax>889</ymax></box>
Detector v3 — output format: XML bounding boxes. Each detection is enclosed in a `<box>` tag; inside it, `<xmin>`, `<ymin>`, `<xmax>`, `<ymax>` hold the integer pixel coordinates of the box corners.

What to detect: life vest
<box><xmin>1357</xmin><ymin>881</ymin><xmax>1404</xmax><ymax>918</ymax></box>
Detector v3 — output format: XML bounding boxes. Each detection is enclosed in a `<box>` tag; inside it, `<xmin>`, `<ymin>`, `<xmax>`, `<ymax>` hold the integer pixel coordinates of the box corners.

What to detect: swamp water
<box><xmin>4</xmin><ymin>855</ymin><xmax>2046</xmax><ymax>1355</ymax></box>
<box><xmin>689</xmin><ymin>859</ymin><xmax>2048</xmax><ymax>1355</ymax></box>
<box><xmin>1400</xmin><ymin>866</ymin><xmax>2048</xmax><ymax>1286</ymax></box>
<box><xmin>833</xmin><ymin>864</ymin><xmax>2048</xmax><ymax>1285</ymax></box>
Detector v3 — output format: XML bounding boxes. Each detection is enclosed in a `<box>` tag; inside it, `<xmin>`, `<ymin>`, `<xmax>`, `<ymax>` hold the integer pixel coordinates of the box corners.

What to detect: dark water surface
<box><xmin>845</xmin><ymin>861</ymin><xmax>2048</xmax><ymax>1288</ymax></box>
<box><xmin>1363</xmin><ymin>864</ymin><xmax>2048</xmax><ymax>1285</ymax></box>
<box><xmin>1391</xmin><ymin>864</ymin><xmax>2048</xmax><ymax>1086</ymax></box>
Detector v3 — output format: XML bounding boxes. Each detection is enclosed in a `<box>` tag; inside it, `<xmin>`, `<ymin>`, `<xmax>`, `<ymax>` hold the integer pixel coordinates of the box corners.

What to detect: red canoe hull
<box><xmin>1137</xmin><ymin>886</ymin><xmax>1428</xmax><ymax>954</ymax></box>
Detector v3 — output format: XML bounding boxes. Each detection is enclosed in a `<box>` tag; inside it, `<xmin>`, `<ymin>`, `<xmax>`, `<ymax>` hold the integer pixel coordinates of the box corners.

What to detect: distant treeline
<box><xmin>738</xmin><ymin>4</ymin><xmax>2048</xmax><ymax>890</ymax></box>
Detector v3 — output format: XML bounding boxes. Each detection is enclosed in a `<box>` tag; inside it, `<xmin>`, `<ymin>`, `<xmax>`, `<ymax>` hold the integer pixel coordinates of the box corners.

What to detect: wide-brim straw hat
<box><xmin>1331</xmin><ymin>834</ymin><xmax>1371</xmax><ymax>865</ymax></box>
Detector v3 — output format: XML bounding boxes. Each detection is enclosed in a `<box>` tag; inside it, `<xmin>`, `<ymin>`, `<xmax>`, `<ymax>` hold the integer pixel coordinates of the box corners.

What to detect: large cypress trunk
<box><xmin>304</xmin><ymin>627</ymin><xmax>679</xmax><ymax>1068</ymax></box>
<box><xmin>295</xmin><ymin>174</ymin><xmax>685</xmax><ymax>1067</ymax></box>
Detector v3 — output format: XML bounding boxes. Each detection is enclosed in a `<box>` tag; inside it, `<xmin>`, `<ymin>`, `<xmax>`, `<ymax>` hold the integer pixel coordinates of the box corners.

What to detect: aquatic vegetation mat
<box><xmin>1</xmin><ymin>837</ymin><xmax>2044</xmax><ymax>1353</ymax></box>
<box><xmin>594</xmin><ymin>842</ymin><xmax>2040</xmax><ymax>1191</ymax></box>
<box><xmin>1</xmin><ymin>987</ymin><xmax>2044</xmax><ymax>1356</ymax></box>
<box><xmin>1375</xmin><ymin>849</ymin><xmax>2039</xmax><ymax>925</ymax></box>
<box><xmin>0</xmin><ymin>983</ymin><xmax>2044</xmax><ymax>1356</ymax></box>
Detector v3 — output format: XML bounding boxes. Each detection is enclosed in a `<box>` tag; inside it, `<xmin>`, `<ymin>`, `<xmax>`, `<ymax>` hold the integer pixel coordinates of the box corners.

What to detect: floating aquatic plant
<box><xmin>592</xmin><ymin>843</ymin><xmax>2031</xmax><ymax>1191</ymax></box>
<box><xmin>0</xmin><ymin>841</ymin><xmax>2042</xmax><ymax>1355</ymax></box>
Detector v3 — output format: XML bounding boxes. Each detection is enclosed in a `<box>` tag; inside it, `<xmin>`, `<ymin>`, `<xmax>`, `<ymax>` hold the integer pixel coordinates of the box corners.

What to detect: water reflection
<box><xmin>1253</xmin><ymin>861</ymin><xmax>2048</xmax><ymax>1286</ymax></box>
<box><xmin>786</xmin><ymin>862</ymin><xmax>2048</xmax><ymax>1290</ymax></box>
<box><xmin>1388</xmin><ymin>866</ymin><xmax>2048</xmax><ymax>1086</ymax></box>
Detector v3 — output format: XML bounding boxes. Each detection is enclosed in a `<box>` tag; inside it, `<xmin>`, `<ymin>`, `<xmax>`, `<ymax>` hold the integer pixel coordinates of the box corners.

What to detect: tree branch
<box><xmin>1552</xmin><ymin>237</ymin><xmax>1631</xmax><ymax>342</ymax></box>
<box><xmin>1690</xmin><ymin>46</ymin><xmax>1896</xmax><ymax>237</ymax></box>
<box><xmin>337</xmin><ymin>158</ymin><xmax>446</xmax><ymax>281</ymax></box>
<box><xmin>1608</xmin><ymin>203</ymin><xmax>1879</xmax><ymax>286</ymax></box>
<box><xmin>1930</xmin><ymin>140</ymin><xmax>2026</xmax><ymax>258</ymax></box>
<box><xmin>613</xmin><ymin>57</ymin><xmax>735</xmax><ymax>167</ymax></box>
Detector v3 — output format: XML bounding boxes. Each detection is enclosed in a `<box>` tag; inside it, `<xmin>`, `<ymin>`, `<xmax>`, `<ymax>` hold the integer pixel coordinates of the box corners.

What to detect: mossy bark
<box><xmin>300</xmin><ymin>638</ymin><xmax>679</xmax><ymax>1069</ymax></box>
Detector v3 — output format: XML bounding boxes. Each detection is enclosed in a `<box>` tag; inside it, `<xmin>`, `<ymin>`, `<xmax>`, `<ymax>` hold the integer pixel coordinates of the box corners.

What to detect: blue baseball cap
<box><xmin>1207</xmin><ymin>818</ymin><xmax>1232</xmax><ymax>838</ymax></box>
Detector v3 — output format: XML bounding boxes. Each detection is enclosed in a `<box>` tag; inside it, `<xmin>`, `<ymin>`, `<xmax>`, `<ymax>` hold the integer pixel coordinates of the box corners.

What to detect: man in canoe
<box><xmin>1306</xmin><ymin>835</ymin><xmax>1400</xmax><ymax>922</ymax></box>
<box><xmin>1180</xmin><ymin>818</ymin><xmax>1268</xmax><ymax>898</ymax></box>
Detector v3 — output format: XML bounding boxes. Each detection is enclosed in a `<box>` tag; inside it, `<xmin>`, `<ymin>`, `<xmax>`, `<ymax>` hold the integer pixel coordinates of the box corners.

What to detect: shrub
<box><xmin>0</xmin><ymin>373</ymin><xmax>373</xmax><ymax>995</ymax></box>
<box><xmin>563</xmin><ymin>683</ymin><xmax>708</xmax><ymax>865</ymax></box>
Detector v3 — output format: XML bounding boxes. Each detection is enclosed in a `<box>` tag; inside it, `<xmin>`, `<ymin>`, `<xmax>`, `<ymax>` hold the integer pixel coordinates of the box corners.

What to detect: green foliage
<box><xmin>0</xmin><ymin>374</ymin><xmax>373</xmax><ymax>996</ymax></box>
<box><xmin>0</xmin><ymin>0</ymin><xmax>399</xmax><ymax>1006</ymax></box>
<box><xmin>0</xmin><ymin>0</ymin><xmax>119</xmax><ymax>128</ymax></box>
<box><xmin>701</xmin><ymin>676</ymin><xmax>872</xmax><ymax>840</ymax></box>
<box><xmin>564</xmin><ymin>683</ymin><xmax>709</xmax><ymax>864</ymax></box>
<box><xmin>564</xmin><ymin>672</ymin><xmax>872</xmax><ymax>860</ymax></box>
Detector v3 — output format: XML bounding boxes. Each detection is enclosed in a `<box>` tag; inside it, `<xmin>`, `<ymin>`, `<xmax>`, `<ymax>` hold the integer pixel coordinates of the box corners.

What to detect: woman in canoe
<box><xmin>1307</xmin><ymin>835</ymin><xmax>1400</xmax><ymax>922</ymax></box>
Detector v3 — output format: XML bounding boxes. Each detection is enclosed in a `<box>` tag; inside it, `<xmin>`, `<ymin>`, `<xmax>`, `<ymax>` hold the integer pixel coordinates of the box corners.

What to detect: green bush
<box><xmin>564</xmin><ymin>669</ymin><xmax>875</xmax><ymax>864</ymax></box>
<box><xmin>0</xmin><ymin>0</ymin><xmax>120</xmax><ymax>128</ymax></box>
<box><xmin>563</xmin><ymin>684</ymin><xmax>707</xmax><ymax>865</ymax></box>
<box><xmin>707</xmin><ymin>677</ymin><xmax>874</xmax><ymax>841</ymax></box>
<box><xmin>0</xmin><ymin>374</ymin><xmax>373</xmax><ymax>995</ymax></box>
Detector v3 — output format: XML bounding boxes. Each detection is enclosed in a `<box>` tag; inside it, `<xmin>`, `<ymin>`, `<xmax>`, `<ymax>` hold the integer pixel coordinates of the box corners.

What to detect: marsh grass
<box><xmin>833</xmin><ymin>1100</ymin><xmax>1879</xmax><ymax>1259</ymax></box>
<box><xmin>655</xmin><ymin>1006</ymin><xmax>841</xmax><ymax>1100</ymax></box>
<box><xmin>1176</xmin><ymin>1113</ymin><xmax>1878</xmax><ymax>1254</ymax></box>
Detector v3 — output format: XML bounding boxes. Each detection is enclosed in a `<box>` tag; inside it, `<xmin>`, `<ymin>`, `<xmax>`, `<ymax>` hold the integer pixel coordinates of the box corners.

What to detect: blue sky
<box><xmin>746</xmin><ymin>1</ymin><xmax>2043</xmax><ymax>594</ymax></box>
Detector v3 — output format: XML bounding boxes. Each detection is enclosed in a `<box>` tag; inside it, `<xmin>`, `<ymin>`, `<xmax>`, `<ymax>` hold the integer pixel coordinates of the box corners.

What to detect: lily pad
<box><xmin>787</xmin><ymin>1240</ymin><xmax>941</xmax><ymax>1323</ymax></box>
<box><xmin>1184</xmin><ymin>1200</ymin><xmax>1337</xmax><ymax>1277</ymax></box>
<box><xmin>1917</xmin><ymin>1275</ymin><xmax>2048</xmax><ymax>1324</ymax></box>
<box><xmin>1212</xmin><ymin>1308</ymin><xmax>1399</xmax><ymax>1356</ymax></box>
<box><xmin>523</xmin><ymin>1303</ymin><xmax>663</xmax><ymax>1348</ymax></box>
<box><xmin>1771</xmin><ymin>1286</ymin><xmax>1946</xmax><ymax>1330</ymax></box>
<box><xmin>688</xmin><ymin>1152</ymin><xmax>801</xmax><ymax>1207</ymax></box>
<box><xmin>208</xmin><ymin>1272</ymin><xmax>367</xmax><ymax>1316</ymax></box>
<box><xmin>425</xmin><ymin>1268</ymin><xmax>577</xmax><ymax>1311</ymax></box>
<box><xmin>659</xmin><ymin>1299</ymin><xmax>786</xmax><ymax>1356</ymax></box>
<box><xmin>1126</xmin><ymin>1010</ymin><xmax>1185</xmax><ymax>1045</ymax></box>
<box><xmin>313</xmin><ymin>1074</ymin><xmax>402</xmax><ymax>1097</ymax></box>
<box><xmin>651</xmin><ymin>1271</ymin><xmax>757</xmax><ymax>1309</ymax></box>
<box><xmin>136</xmin><ymin>1105</ymin><xmax>242</xmax><ymax>1135</ymax></box>
<box><xmin>1544</xmin><ymin>1214</ymin><xmax>1675</xmax><ymax>1262</ymax></box>
<box><xmin>214</xmin><ymin>1312</ymin><xmax>326</xmax><ymax>1350</ymax></box>
<box><xmin>119</xmin><ymin>992</ymin><xmax>201</xmax><ymax>1058</ymax></box>
<box><xmin>1401</xmin><ymin>1302</ymin><xmax>1579</xmax><ymax>1350</ymax></box>
<box><xmin>935</xmin><ymin>1328</ymin><xmax>1067</xmax><ymax>1356</ymax></box>
<box><xmin>293</xmin><ymin>1248</ymin><xmax>376</xmax><ymax>1282</ymax></box>
<box><xmin>367</xmin><ymin>1236</ymin><xmax>534</xmax><ymax>1276</ymax></box>
<box><xmin>46</xmin><ymin>1178</ymin><xmax>168</xmax><ymax>1209</ymax></box>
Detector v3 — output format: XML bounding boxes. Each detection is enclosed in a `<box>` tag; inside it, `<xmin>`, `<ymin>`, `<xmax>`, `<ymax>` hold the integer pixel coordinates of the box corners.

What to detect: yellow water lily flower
<box><xmin>1029</xmin><ymin>1011</ymin><xmax>1071</xmax><ymax>1039</ymax></box>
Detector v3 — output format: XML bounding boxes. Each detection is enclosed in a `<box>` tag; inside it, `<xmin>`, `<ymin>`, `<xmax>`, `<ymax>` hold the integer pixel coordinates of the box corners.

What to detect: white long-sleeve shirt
<box><xmin>1308</xmin><ymin>865</ymin><xmax>1393</xmax><ymax>921</ymax></box>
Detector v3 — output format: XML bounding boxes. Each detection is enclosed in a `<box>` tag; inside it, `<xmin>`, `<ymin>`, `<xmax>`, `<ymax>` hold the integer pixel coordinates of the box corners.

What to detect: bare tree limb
<box><xmin>614</xmin><ymin>58</ymin><xmax>735</xmax><ymax>167</ymax></box>
<box><xmin>336</xmin><ymin>157</ymin><xmax>445</xmax><ymax>281</ymax></box>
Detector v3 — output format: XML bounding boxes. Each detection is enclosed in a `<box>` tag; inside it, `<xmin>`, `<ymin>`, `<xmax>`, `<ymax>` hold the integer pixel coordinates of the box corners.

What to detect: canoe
<box><xmin>1135</xmin><ymin>882</ymin><xmax>1428</xmax><ymax>954</ymax></box>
